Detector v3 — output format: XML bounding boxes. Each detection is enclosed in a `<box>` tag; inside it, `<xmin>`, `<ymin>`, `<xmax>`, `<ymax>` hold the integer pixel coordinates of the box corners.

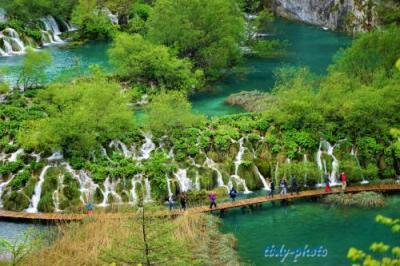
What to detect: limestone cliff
<box><xmin>269</xmin><ymin>0</ymin><xmax>377</xmax><ymax>33</ymax></box>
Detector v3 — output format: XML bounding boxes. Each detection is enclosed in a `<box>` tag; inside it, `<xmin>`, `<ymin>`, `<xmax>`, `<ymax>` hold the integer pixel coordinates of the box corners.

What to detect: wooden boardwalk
<box><xmin>1</xmin><ymin>184</ymin><xmax>399</xmax><ymax>222</ymax></box>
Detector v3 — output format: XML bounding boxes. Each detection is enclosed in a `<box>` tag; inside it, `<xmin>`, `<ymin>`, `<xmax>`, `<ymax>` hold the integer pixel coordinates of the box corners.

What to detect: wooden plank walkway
<box><xmin>1</xmin><ymin>184</ymin><xmax>399</xmax><ymax>222</ymax></box>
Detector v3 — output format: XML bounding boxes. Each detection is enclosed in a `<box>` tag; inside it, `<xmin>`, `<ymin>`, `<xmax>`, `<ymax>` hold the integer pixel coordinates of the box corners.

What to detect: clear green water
<box><xmin>220</xmin><ymin>196</ymin><xmax>400</xmax><ymax>266</ymax></box>
<box><xmin>191</xmin><ymin>19</ymin><xmax>352</xmax><ymax>116</ymax></box>
<box><xmin>0</xmin><ymin>19</ymin><xmax>351</xmax><ymax>117</ymax></box>
<box><xmin>0</xmin><ymin>41</ymin><xmax>111</xmax><ymax>85</ymax></box>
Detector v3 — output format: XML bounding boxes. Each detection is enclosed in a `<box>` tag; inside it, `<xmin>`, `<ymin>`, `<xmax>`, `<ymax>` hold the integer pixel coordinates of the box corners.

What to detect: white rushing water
<box><xmin>174</xmin><ymin>169</ymin><xmax>192</xmax><ymax>192</ymax></box>
<box><xmin>47</xmin><ymin>151</ymin><xmax>63</xmax><ymax>162</ymax></box>
<box><xmin>130</xmin><ymin>174</ymin><xmax>142</xmax><ymax>204</ymax></box>
<box><xmin>231</xmin><ymin>138</ymin><xmax>251</xmax><ymax>194</ymax></box>
<box><xmin>8</xmin><ymin>149</ymin><xmax>23</xmax><ymax>162</ymax></box>
<box><xmin>0</xmin><ymin>28</ymin><xmax>26</xmax><ymax>56</ymax></box>
<box><xmin>204</xmin><ymin>156</ymin><xmax>229</xmax><ymax>193</ymax></box>
<box><xmin>351</xmin><ymin>146</ymin><xmax>369</xmax><ymax>184</ymax></box>
<box><xmin>52</xmin><ymin>174</ymin><xmax>64</xmax><ymax>212</ymax></box>
<box><xmin>144</xmin><ymin>178</ymin><xmax>152</xmax><ymax>202</ymax></box>
<box><xmin>0</xmin><ymin>175</ymin><xmax>15</xmax><ymax>208</ymax></box>
<box><xmin>136</xmin><ymin>133</ymin><xmax>156</xmax><ymax>160</ymax></box>
<box><xmin>316</xmin><ymin>140</ymin><xmax>343</xmax><ymax>186</ymax></box>
<box><xmin>40</xmin><ymin>16</ymin><xmax>63</xmax><ymax>45</ymax></box>
<box><xmin>99</xmin><ymin>177</ymin><xmax>122</xmax><ymax>207</ymax></box>
<box><xmin>102</xmin><ymin>7</ymin><xmax>119</xmax><ymax>25</ymax></box>
<box><xmin>25</xmin><ymin>165</ymin><xmax>51</xmax><ymax>213</ymax></box>
<box><xmin>109</xmin><ymin>140</ymin><xmax>131</xmax><ymax>158</ymax></box>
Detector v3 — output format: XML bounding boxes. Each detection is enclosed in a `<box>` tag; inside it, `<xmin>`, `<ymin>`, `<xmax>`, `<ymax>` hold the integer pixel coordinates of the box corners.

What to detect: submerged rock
<box><xmin>225</xmin><ymin>90</ymin><xmax>275</xmax><ymax>112</ymax></box>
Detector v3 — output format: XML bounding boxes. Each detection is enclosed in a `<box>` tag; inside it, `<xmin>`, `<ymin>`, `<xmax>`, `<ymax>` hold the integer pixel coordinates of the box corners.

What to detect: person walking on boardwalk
<box><xmin>269</xmin><ymin>179</ymin><xmax>275</xmax><ymax>198</ymax></box>
<box><xmin>229</xmin><ymin>187</ymin><xmax>237</xmax><ymax>202</ymax></box>
<box><xmin>209</xmin><ymin>191</ymin><xmax>217</xmax><ymax>209</ymax></box>
<box><xmin>280</xmin><ymin>177</ymin><xmax>288</xmax><ymax>195</ymax></box>
<box><xmin>340</xmin><ymin>172</ymin><xmax>347</xmax><ymax>191</ymax></box>
<box><xmin>180</xmin><ymin>192</ymin><xmax>187</xmax><ymax>211</ymax></box>
<box><xmin>290</xmin><ymin>176</ymin><xmax>299</xmax><ymax>195</ymax></box>
<box><xmin>324</xmin><ymin>174</ymin><xmax>331</xmax><ymax>192</ymax></box>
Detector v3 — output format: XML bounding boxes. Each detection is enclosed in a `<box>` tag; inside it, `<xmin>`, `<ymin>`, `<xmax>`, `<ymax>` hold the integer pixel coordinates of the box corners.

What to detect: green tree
<box><xmin>17</xmin><ymin>69</ymin><xmax>135</xmax><ymax>156</ymax></box>
<box><xmin>109</xmin><ymin>33</ymin><xmax>203</xmax><ymax>91</ymax></box>
<box><xmin>17</xmin><ymin>48</ymin><xmax>52</xmax><ymax>90</ymax></box>
<box><xmin>147</xmin><ymin>0</ymin><xmax>245</xmax><ymax>80</ymax></box>
<box><xmin>144</xmin><ymin>91</ymin><xmax>205</xmax><ymax>133</ymax></box>
<box><xmin>348</xmin><ymin>215</ymin><xmax>400</xmax><ymax>265</ymax></box>
<box><xmin>71</xmin><ymin>0</ymin><xmax>117</xmax><ymax>40</ymax></box>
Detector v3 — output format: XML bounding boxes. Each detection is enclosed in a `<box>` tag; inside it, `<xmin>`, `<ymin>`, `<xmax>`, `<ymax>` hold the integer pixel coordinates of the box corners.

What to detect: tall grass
<box><xmin>324</xmin><ymin>192</ymin><xmax>385</xmax><ymax>208</ymax></box>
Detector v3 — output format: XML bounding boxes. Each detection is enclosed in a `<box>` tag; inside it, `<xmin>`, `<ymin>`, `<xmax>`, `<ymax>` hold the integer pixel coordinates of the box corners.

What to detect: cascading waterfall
<box><xmin>109</xmin><ymin>140</ymin><xmax>131</xmax><ymax>158</ymax></box>
<box><xmin>102</xmin><ymin>8</ymin><xmax>119</xmax><ymax>25</ymax></box>
<box><xmin>40</xmin><ymin>16</ymin><xmax>63</xmax><ymax>45</ymax></box>
<box><xmin>174</xmin><ymin>169</ymin><xmax>192</xmax><ymax>192</ymax></box>
<box><xmin>204</xmin><ymin>156</ymin><xmax>229</xmax><ymax>193</ymax></box>
<box><xmin>99</xmin><ymin>177</ymin><xmax>122</xmax><ymax>207</ymax></box>
<box><xmin>144</xmin><ymin>178</ymin><xmax>152</xmax><ymax>202</ymax></box>
<box><xmin>8</xmin><ymin>148</ymin><xmax>23</xmax><ymax>162</ymax></box>
<box><xmin>52</xmin><ymin>174</ymin><xmax>64</xmax><ymax>212</ymax></box>
<box><xmin>0</xmin><ymin>28</ymin><xmax>26</xmax><ymax>56</ymax></box>
<box><xmin>0</xmin><ymin>175</ymin><xmax>15</xmax><ymax>208</ymax></box>
<box><xmin>316</xmin><ymin>140</ymin><xmax>342</xmax><ymax>186</ymax></box>
<box><xmin>63</xmin><ymin>163</ymin><xmax>101</xmax><ymax>204</ymax></box>
<box><xmin>47</xmin><ymin>151</ymin><xmax>63</xmax><ymax>161</ymax></box>
<box><xmin>166</xmin><ymin>176</ymin><xmax>173</xmax><ymax>197</ymax></box>
<box><xmin>351</xmin><ymin>147</ymin><xmax>369</xmax><ymax>184</ymax></box>
<box><xmin>136</xmin><ymin>133</ymin><xmax>156</xmax><ymax>160</ymax></box>
<box><xmin>231</xmin><ymin>137</ymin><xmax>251</xmax><ymax>194</ymax></box>
<box><xmin>25</xmin><ymin>165</ymin><xmax>51</xmax><ymax>213</ymax></box>
<box><xmin>251</xmin><ymin>146</ymin><xmax>270</xmax><ymax>190</ymax></box>
<box><xmin>130</xmin><ymin>174</ymin><xmax>142</xmax><ymax>204</ymax></box>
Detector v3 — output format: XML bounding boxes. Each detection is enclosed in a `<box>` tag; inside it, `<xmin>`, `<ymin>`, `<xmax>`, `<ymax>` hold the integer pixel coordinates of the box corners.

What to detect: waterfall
<box><xmin>0</xmin><ymin>175</ymin><xmax>16</xmax><ymax>208</ymax></box>
<box><xmin>166</xmin><ymin>176</ymin><xmax>173</xmax><ymax>197</ymax></box>
<box><xmin>52</xmin><ymin>174</ymin><xmax>64</xmax><ymax>212</ymax></box>
<box><xmin>204</xmin><ymin>156</ymin><xmax>229</xmax><ymax>192</ymax></box>
<box><xmin>63</xmin><ymin>163</ymin><xmax>100</xmax><ymax>204</ymax></box>
<box><xmin>316</xmin><ymin>142</ymin><xmax>324</xmax><ymax>186</ymax></box>
<box><xmin>47</xmin><ymin>151</ymin><xmax>63</xmax><ymax>162</ymax></box>
<box><xmin>254</xmin><ymin>166</ymin><xmax>270</xmax><ymax>190</ymax></box>
<box><xmin>130</xmin><ymin>174</ymin><xmax>142</xmax><ymax>204</ymax></box>
<box><xmin>99</xmin><ymin>177</ymin><xmax>122</xmax><ymax>207</ymax></box>
<box><xmin>351</xmin><ymin>146</ymin><xmax>369</xmax><ymax>184</ymax></box>
<box><xmin>0</xmin><ymin>28</ymin><xmax>26</xmax><ymax>56</ymax></box>
<box><xmin>25</xmin><ymin>165</ymin><xmax>51</xmax><ymax>213</ymax></box>
<box><xmin>40</xmin><ymin>16</ymin><xmax>64</xmax><ymax>45</ymax></box>
<box><xmin>109</xmin><ymin>140</ymin><xmax>131</xmax><ymax>158</ymax></box>
<box><xmin>102</xmin><ymin>8</ymin><xmax>119</xmax><ymax>25</ymax></box>
<box><xmin>62</xmin><ymin>20</ymin><xmax>77</xmax><ymax>32</ymax></box>
<box><xmin>194</xmin><ymin>171</ymin><xmax>201</xmax><ymax>191</ymax></box>
<box><xmin>144</xmin><ymin>178</ymin><xmax>152</xmax><ymax>202</ymax></box>
<box><xmin>231</xmin><ymin>137</ymin><xmax>251</xmax><ymax>194</ymax></box>
<box><xmin>174</xmin><ymin>169</ymin><xmax>192</xmax><ymax>192</ymax></box>
<box><xmin>136</xmin><ymin>133</ymin><xmax>156</xmax><ymax>160</ymax></box>
<box><xmin>324</xmin><ymin>140</ymin><xmax>340</xmax><ymax>186</ymax></box>
<box><xmin>8</xmin><ymin>148</ymin><xmax>23</xmax><ymax>162</ymax></box>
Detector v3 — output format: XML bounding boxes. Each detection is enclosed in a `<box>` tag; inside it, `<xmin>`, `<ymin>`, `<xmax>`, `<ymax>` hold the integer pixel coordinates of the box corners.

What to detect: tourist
<box><xmin>290</xmin><ymin>176</ymin><xmax>299</xmax><ymax>195</ymax></box>
<box><xmin>324</xmin><ymin>174</ymin><xmax>331</xmax><ymax>192</ymax></box>
<box><xmin>168</xmin><ymin>195</ymin><xmax>174</xmax><ymax>211</ymax></box>
<box><xmin>280</xmin><ymin>178</ymin><xmax>288</xmax><ymax>195</ymax></box>
<box><xmin>209</xmin><ymin>192</ymin><xmax>217</xmax><ymax>209</ymax></box>
<box><xmin>269</xmin><ymin>179</ymin><xmax>275</xmax><ymax>198</ymax></box>
<box><xmin>340</xmin><ymin>172</ymin><xmax>347</xmax><ymax>191</ymax></box>
<box><xmin>85</xmin><ymin>202</ymin><xmax>93</xmax><ymax>215</ymax></box>
<box><xmin>180</xmin><ymin>193</ymin><xmax>187</xmax><ymax>211</ymax></box>
<box><xmin>229</xmin><ymin>187</ymin><xmax>237</xmax><ymax>202</ymax></box>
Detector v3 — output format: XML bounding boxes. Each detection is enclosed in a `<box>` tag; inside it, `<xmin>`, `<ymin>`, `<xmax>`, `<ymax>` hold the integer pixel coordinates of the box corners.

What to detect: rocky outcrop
<box><xmin>269</xmin><ymin>0</ymin><xmax>377</xmax><ymax>33</ymax></box>
<box><xmin>225</xmin><ymin>90</ymin><xmax>275</xmax><ymax>112</ymax></box>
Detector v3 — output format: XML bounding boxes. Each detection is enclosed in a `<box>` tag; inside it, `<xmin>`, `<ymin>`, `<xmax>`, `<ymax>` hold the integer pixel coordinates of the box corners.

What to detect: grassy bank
<box><xmin>20</xmin><ymin>212</ymin><xmax>240</xmax><ymax>266</ymax></box>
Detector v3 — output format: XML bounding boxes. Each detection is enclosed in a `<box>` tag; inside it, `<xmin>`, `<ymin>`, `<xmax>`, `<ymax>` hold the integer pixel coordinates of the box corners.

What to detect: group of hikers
<box><xmin>168</xmin><ymin>172</ymin><xmax>348</xmax><ymax>211</ymax></box>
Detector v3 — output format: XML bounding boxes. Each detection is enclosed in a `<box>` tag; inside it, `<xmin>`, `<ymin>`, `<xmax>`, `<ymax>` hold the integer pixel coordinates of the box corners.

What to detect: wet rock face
<box><xmin>270</xmin><ymin>0</ymin><xmax>377</xmax><ymax>33</ymax></box>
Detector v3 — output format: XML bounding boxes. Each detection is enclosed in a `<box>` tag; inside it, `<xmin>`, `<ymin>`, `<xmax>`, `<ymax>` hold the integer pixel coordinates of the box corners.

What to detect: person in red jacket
<box><xmin>340</xmin><ymin>172</ymin><xmax>347</xmax><ymax>191</ymax></box>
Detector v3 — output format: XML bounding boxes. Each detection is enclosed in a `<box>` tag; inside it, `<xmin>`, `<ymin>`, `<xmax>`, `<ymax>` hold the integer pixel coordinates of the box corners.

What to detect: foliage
<box><xmin>144</xmin><ymin>91</ymin><xmax>205</xmax><ymax>133</ymax></box>
<box><xmin>109</xmin><ymin>33</ymin><xmax>203</xmax><ymax>91</ymax></box>
<box><xmin>17</xmin><ymin>48</ymin><xmax>52</xmax><ymax>90</ymax></box>
<box><xmin>17</xmin><ymin>70</ymin><xmax>135</xmax><ymax>157</ymax></box>
<box><xmin>147</xmin><ymin>0</ymin><xmax>245</xmax><ymax>80</ymax></box>
<box><xmin>348</xmin><ymin>214</ymin><xmax>400</xmax><ymax>265</ymax></box>
<box><xmin>324</xmin><ymin>192</ymin><xmax>385</xmax><ymax>208</ymax></box>
<box><xmin>71</xmin><ymin>0</ymin><xmax>117</xmax><ymax>40</ymax></box>
<box><xmin>0</xmin><ymin>228</ymin><xmax>43</xmax><ymax>266</ymax></box>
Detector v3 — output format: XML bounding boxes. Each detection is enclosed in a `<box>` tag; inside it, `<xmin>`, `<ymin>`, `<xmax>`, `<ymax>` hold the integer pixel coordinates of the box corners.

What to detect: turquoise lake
<box><xmin>0</xmin><ymin>19</ymin><xmax>351</xmax><ymax>117</ymax></box>
<box><xmin>220</xmin><ymin>196</ymin><xmax>400</xmax><ymax>266</ymax></box>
